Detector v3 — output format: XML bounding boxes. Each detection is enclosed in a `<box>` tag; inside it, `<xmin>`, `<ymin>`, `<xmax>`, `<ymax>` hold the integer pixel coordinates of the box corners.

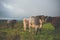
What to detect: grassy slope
<box><xmin>0</xmin><ymin>21</ymin><xmax>60</xmax><ymax>40</ymax></box>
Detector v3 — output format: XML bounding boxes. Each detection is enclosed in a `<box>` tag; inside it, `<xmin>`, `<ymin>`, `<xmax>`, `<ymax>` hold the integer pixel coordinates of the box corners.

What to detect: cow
<box><xmin>23</xmin><ymin>16</ymin><xmax>36</xmax><ymax>32</ymax></box>
<box><xmin>0</xmin><ymin>20</ymin><xmax>17</xmax><ymax>28</ymax></box>
<box><xmin>23</xmin><ymin>15</ymin><xmax>45</xmax><ymax>34</ymax></box>
<box><xmin>23</xmin><ymin>18</ymin><xmax>29</xmax><ymax>31</ymax></box>
<box><xmin>29</xmin><ymin>16</ymin><xmax>38</xmax><ymax>32</ymax></box>
<box><xmin>7</xmin><ymin>20</ymin><xmax>17</xmax><ymax>28</ymax></box>
<box><xmin>0</xmin><ymin>20</ymin><xmax>7</xmax><ymax>28</ymax></box>
<box><xmin>33</xmin><ymin>15</ymin><xmax>45</xmax><ymax>34</ymax></box>
<box><xmin>45</xmin><ymin>16</ymin><xmax>60</xmax><ymax>31</ymax></box>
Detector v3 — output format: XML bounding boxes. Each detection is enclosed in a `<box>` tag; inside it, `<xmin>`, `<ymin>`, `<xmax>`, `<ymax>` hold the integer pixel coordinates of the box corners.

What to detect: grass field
<box><xmin>0</xmin><ymin>21</ymin><xmax>60</xmax><ymax>40</ymax></box>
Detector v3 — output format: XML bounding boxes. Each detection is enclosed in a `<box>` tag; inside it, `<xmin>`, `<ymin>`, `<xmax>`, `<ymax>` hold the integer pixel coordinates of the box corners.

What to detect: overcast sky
<box><xmin>0</xmin><ymin>0</ymin><xmax>60</xmax><ymax>20</ymax></box>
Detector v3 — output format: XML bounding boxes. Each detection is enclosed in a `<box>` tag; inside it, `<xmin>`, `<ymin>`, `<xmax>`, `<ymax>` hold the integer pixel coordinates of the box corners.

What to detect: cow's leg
<box><xmin>23</xmin><ymin>22</ymin><xmax>26</xmax><ymax>31</ymax></box>
<box><xmin>24</xmin><ymin>24</ymin><xmax>26</xmax><ymax>31</ymax></box>
<box><xmin>39</xmin><ymin>19</ymin><xmax>43</xmax><ymax>32</ymax></box>
<box><xmin>29</xmin><ymin>26</ymin><xmax>30</xmax><ymax>32</ymax></box>
<box><xmin>29</xmin><ymin>23</ymin><xmax>31</xmax><ymax>32</ymax></box>
<box><xmin>54</xmin><ymin>26</ymin><xmax>58</xmax><ymax>33</ymax></box>
<box><xmin>35</xmin><ymin>25</ymin><xmax>38</xmax><ymax>35</ymax></box>
<box><xmin>23</xmin><ymin>18</ymin><xmax>27</xmax><ymax>31</ymax></box>
<box><xmin>39</xmin><ymin>24</ymin><xmax>43</xmax><ymax>33</ymax></box>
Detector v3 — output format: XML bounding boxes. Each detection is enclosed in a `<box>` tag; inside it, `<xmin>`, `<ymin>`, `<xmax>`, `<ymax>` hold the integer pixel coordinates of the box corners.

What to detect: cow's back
<box><xmin>34</xmin><ymin>16</ymin><xmax>40</xmax><ymax>25</ymax></box>
<box><xmin>52</xmin><ymin>17</ymin><xmax>60</xmax><ymax>29</ymax></box>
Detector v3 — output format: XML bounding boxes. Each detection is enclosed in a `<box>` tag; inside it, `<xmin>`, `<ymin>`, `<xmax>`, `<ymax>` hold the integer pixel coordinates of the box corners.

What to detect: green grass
<box><xmin>0</xmin><ymin>21</ymin><xmax>60</xmax><ymax>40</ymax></box>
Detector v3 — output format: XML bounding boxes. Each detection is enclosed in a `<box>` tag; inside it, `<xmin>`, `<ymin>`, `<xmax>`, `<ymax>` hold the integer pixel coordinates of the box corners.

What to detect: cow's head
<box><xmin>45</xmin><ymin>16</ymin><xmax>53</xmax><ymax>23</ymax></box>
<box><xmin>40</xmin><ymin>15</ymin><xmax>45</xmax><ymax>23</ymax></box>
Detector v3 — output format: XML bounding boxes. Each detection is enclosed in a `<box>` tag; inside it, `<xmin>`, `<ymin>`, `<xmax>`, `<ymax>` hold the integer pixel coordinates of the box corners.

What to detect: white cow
<box><xmin>23</xmin><ymin>16</ymin><xmax>35</xmax><ymax>32</ymax></box>
<box><xmin>23</xmin><ymin>16</ymin><xmax>45</xmax><ymax>34</ymax></box>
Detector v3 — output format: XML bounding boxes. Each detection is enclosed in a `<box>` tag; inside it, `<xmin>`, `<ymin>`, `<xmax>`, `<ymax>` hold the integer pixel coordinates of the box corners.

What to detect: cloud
<box><xmin>3</xmin><ymin>2</ymin><xmax>25</xmax><ymax>12</ymax></box>
<box><xmin>0</xmin><ymin>0</ymin><xmax>60</xmax><ymax>19</ymax></box>
<box><xmin>2</xmin><ymin>2</ymin><xmax>25</xmax><ymax>18</ymax></box>
<box><xmin>3</xmin><ymin>3</ymin><xmax>14</xmax><ymax>10</ymax></box>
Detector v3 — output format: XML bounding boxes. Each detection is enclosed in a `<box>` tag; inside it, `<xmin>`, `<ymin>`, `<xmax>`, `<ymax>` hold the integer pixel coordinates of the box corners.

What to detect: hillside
<box><xmin>0</xmin><ymin>21</ymin><xmax>60</xmax><ymax>40</ymax></box>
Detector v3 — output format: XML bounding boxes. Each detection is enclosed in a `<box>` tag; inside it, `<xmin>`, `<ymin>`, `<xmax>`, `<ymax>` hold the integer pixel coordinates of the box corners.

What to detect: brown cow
<box><xmin>45</xmin><ymin>16</ymin><xmax>60</xmax><ymax>30</ymax></box>
<box><xmin>0</xmin><ymin>20</ymin><xmax>17</xmax><ymax>28</ymax></box>
<box><xmin>0</xmin><ymin>20</ymin><xmax>7</xmax><ymax>28</ymax></box>
<box><xmin>7</xmin><ymin>20</ymin><xmax>17</xmax><ymax>28</ymax></box>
